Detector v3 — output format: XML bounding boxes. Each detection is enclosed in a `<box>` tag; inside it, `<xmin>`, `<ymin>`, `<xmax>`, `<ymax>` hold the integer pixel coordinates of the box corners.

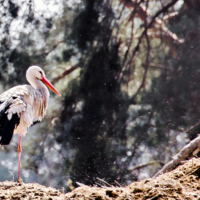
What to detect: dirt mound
<box><xmin>0</xmin><ymin>158</ymin><xmax>199</xmax><ymax>199</ymax></box>
<box><xmin>0</xmin><ymin>181</ymin><xmax>65</xmax><ymax>199</ymax></box>
<box><xmin>66</xmin><ymin>158</ymin><xmax>200</xmax><ymax>200</ymax></box>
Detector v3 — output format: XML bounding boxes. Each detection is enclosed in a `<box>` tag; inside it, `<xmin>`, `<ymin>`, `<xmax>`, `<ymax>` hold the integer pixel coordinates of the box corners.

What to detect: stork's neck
<box><xmin>27</xmin><ymin>77</ymin><xmax>50</xmax><ymax>98</ymax></box>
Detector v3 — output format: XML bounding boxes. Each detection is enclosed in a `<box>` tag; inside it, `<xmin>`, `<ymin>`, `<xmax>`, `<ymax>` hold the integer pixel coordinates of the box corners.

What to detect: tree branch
<box><xmin>120</xmin><ymin>0</ymin><xmax>179</xmax><ymax>79</ymax></box>
<box><xmin>129</xmin><ymin>161</ymin><xmax>165</xmax><ymax>171</ymax></box>
<box><xmin>153</xmin><ymin>134</ymin><xmax>200</xmax><ymax>178</ymax></box>
<box><xmin>43</xmin><ymin>40</ymin><xmax>65</xmax><ymax>56</ymax></box>
<box><xmin>130</xmin><ymin>20</ymin><xmax>150</xmax><ymax>100</ymax></box>
<box><xmin>51</xmin><ymin>65</ymin><xmax>80</xmax><ymax>84</ymax></box>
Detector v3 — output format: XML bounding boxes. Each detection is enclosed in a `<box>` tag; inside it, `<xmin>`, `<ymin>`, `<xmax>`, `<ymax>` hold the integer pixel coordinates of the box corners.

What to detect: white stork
<box><xmin>0</xmin><ymin>66</ymin><xmax>61</xmax><ymax>182</ymax></box>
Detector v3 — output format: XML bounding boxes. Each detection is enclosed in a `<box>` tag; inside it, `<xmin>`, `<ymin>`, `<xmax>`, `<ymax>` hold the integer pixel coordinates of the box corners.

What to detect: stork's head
<box><xmin>26</xmin><ymin>66</ymin><xmax>61</xmax><ymax>96</ymax></box>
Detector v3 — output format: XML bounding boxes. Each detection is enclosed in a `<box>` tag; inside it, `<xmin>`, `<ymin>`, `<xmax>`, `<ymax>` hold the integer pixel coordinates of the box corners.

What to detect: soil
<box><xmin>0</xmin><ymin>158</ymin><xmax>200</xmax><ymax>200</ymax></box>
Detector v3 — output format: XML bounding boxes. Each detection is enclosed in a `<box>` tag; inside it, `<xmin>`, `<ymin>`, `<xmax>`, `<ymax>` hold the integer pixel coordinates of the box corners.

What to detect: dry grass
<box><xmin>66</xmin><ymin>158</ymin><xmax>200</xmax><ymax>200</ymax></box>
<box><xmin>0</xmin><ymin>181</ymin><xmax>65</xmax><ymax>199</ymax></box>
<box><xmin>0</xmin><ymin>158</ymin><xmax>200</xmax><ymax>199</ymax></box>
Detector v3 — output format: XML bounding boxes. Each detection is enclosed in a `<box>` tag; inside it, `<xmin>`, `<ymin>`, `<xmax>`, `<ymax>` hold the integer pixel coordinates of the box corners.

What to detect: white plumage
<box><xmin>0</xmin><ymin>66</ymin><xmax>61</xmax><ymax>182</ymax></box>
<box><xmin>1</xmin><ymin>85</ymin><xmax>48</xmax><ymax>135</ymax></box>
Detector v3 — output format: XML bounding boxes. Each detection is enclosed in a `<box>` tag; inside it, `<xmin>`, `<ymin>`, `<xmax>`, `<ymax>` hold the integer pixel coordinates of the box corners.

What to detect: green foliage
<box><xmin>62</xmin><ymin>49</ymin><xmax>76</xmax><ymax>62</ymax></box>
<box><xmin>141</xmin><ymin>8</ymin><xmax>200</xmax><ymax>141</ymax></box>
<box><xmin>58</xmin><ymin>42</ymin><xmax>128</xmax><ymax>185</ymax></box>
<box><xmin>71</xmin><ymin>0</ymin><xmax>102</xmax><ymax>50</ymax></box>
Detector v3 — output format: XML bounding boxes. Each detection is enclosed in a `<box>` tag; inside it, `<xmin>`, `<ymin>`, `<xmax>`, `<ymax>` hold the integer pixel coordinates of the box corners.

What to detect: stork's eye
<box><xmin>39</xmin><ymin>71</ymin><xmax>42</xmax><ymax>75</ymax></box>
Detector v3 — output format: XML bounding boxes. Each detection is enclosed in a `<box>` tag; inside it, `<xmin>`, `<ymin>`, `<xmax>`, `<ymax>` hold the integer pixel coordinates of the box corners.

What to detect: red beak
<box><xmin>41</xmin><ymin>77</ymin><xmax>61</xmax><ymax>96</ymax></box>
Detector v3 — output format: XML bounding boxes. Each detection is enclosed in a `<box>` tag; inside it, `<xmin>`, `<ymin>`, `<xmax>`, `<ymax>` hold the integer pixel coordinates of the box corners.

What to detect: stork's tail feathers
<box><xmin>0</xmin><ymin>101</ymin><xmax>20</xmax><ymax>145</ymax></box>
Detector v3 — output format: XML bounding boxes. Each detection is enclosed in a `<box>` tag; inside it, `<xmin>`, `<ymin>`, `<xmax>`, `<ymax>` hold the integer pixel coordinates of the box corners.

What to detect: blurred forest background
<box><xmin>0</xmin><ymin>0</ymin><xmax>200</xmax><ymax>191</ymax></box>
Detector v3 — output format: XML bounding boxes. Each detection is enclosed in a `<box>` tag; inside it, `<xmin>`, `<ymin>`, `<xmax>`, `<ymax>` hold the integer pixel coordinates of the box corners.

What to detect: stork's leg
<box><xmin>17</xmin><ymin>135</ymin><xmax>22</xmax><ymax>182</ymax></box>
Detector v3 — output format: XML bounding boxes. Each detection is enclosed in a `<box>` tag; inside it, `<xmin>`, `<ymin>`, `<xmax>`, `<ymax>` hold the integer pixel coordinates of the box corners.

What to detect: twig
<box><xmin>76</xmin><ymin>182</ymin><xmax>86</xmax><ymax>187</ymax></box>
<box><xmin>156</xmin><ymin>17</ymin><xmax>184</xmax><ymax>43</ymax></box>
<box><xmin>8</xmin><ymin>171</ymin><xmax>15</xmax><ymax>182</ymax></box>
<box><xmin>43</xmin><ymin>40</ymin><xmax>65</xmax><ymax>56</ymax></box>
<box><xmin>114</xmin><ymin>180</ymin><xmax>122</xmax><ymax>187</ymax></box>
<box><xmin>129</xmin><ymin>161</ymin><xmax>165</xmax><ymax>171</ymax></box>
<box><xmin>122</xmin><ymin>18</ymin><xmax>135</xmax><ymax>68</ymax></box>
<box><xmin>184</xmin><ymin>121</ymin><xmax>200</xmax><ymax>134</ymax></box>
<box><xmin>163</xmin><ymin>11</ymin><xmax>178</xmax><ymax>21</ymax></box>
<box><xmin>96</xmin><ymin>177</ymin><xmax>113</xmax><ymax>187</ymax></box>
<box><xmin>150</xmin><ymin>64</ymin><xmax>172</xmax><ymax>70</ymax></box>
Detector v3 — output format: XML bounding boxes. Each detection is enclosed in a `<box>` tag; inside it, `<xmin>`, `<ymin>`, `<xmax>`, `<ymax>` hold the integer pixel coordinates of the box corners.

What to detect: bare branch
<box><xmin>51</xmin><ymin>65</ymin><xmax>80</xmax><ymax>84</ymax></box>
<box><xmin>150</xmin><ymin>64</ymin><xmax>172</xmax><ymax>70</ymax></box>
<box><xmin>163</xmin><ymin>11</ymin><xmax>178</xmax><ymax>21</ymax></box>
<box><xmin>122</xmin><ymin>19</ymin><xmax>134</xmax><ymax>67</ymax></box>
<box><xmin>131</xmin><ymin>23</ymin><xmax>150</xmax><ymax>98</ymax></box>
<box><xmin>119</xmin><ymin>0</ymin><xmax>179</xmax><ymax>81</ymax></box>
<box><xmin>153</xmin><ymin>134</ymin><xmax>200</xmax><ymax>178</ymax></box>
<box><xmin>184</xmin><ymin>121</ymin><xmax>200</xmax><ymax>134</ymax></box>
<box><xmin>156</xmin><ymin>17</ymin><xmax>184</xmax><ymax>43</ymax></box>
<box><xmin>43</xmin><ymin>40</ymin><xmax>65</xmax><ymax>56</ymax></box>
<box><xmin>129</xmin><ymin>161</ymin><xmax>165</xmax><ymax>171</ymax></box>
<box><xmin>130</xmin><ymin>0</ymin><xmax>179</xmax><ymax>62</ymax></box>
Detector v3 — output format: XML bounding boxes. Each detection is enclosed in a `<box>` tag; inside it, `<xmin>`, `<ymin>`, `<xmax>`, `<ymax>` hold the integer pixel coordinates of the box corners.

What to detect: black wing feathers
<box><xmin>0</xmin><ymin>100</ymin><xmax>20</xmax><ymax>145</ymax></box>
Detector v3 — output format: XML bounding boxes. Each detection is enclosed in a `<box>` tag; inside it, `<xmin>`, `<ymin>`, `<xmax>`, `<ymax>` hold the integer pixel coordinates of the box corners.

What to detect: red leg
<box><xmin>17</xmin><ymin>135</ymin><xmax>22</xmax><ymax>182</ymax></box>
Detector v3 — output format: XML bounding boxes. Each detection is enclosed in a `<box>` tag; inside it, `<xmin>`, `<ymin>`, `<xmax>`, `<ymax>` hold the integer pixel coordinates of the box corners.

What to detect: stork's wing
<box><xmin>0</xmin><ymin>86</ymin><xmax>28</xmax><ymax>145</ymax></box>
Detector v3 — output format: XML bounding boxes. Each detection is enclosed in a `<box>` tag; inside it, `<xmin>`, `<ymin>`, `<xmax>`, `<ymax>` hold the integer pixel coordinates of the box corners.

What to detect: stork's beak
<box><xmin>41</xmin><ymin>77</ymin><xmax>61</xmax><ymax>96</ymax></box>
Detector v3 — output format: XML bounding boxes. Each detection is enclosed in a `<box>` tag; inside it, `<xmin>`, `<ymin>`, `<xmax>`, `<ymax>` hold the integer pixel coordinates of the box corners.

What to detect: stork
<box><xmin>0</xmin><ymin>66</ymin><xmax>61</xmax><ymax>182</ymax></box>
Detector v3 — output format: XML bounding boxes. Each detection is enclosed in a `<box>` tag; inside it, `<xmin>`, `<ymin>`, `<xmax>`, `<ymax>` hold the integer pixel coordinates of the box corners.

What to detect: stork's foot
<box><xmin>17</xmin><ymin>177</ymin><xmax>23</xmax><ymax>183</ymax></box>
